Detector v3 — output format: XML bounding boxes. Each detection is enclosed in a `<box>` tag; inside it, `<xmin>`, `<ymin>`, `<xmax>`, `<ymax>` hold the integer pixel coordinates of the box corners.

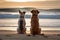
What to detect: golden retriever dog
<box><xmin>30</xmin><ymin>10</ymin><xmax>41</xmax><ymax>35</ymax></box>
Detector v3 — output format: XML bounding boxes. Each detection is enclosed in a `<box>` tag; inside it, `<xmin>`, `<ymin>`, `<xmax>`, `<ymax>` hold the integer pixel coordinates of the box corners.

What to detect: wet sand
<box><xmin>0</xmin><ymin>27</ymin><xmax>60</xmax><ymax>40</ymax></box>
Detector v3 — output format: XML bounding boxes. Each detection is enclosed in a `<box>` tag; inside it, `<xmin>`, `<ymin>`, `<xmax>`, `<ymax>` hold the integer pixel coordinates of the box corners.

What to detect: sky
<box><xmin>0</xmin><ymin>0</ymin><xmax>60</xmax><ymax>9</ymax></box>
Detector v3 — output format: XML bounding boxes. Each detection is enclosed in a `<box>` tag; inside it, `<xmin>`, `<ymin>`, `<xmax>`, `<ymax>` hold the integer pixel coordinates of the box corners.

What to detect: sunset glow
<box><xmin>5</xmin><ymin>0</ymin><xmax>46</xmax><ymax>2</ymax></box>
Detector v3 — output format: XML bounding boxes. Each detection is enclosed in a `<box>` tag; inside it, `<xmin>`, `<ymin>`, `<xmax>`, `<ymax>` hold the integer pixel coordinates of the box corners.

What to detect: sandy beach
<box><xmin>0</xmin><ymin>34</ymin><xmax>60</xmax><ymax>40</ymax></box>
<box><xmin>0</xmin><ymin>28</ymin><xmax>60</xmax><ymax>40</ymax></box>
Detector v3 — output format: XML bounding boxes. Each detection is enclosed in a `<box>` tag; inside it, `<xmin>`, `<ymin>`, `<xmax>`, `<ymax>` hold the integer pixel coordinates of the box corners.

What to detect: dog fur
<box><xmin>17</xmin><ymin>10</ymin><xmax>26</xmax><ymax>34</ymax></box>
<box><xmin>30</xmin><ymin>10</ymin><xmax>41</xmax><ymax>35</ymax></box>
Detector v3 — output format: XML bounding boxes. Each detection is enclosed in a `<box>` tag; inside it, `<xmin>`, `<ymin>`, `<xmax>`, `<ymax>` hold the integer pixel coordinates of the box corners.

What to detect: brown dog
<box><xmin>30</xmin><ymin>10</ymin><xmax>41</xmax><ymax>35</ymax></box>
<box><xmin>17</xmin><ymin>10</ymin><xmax>26</xmax><ymax>34</ymax></box>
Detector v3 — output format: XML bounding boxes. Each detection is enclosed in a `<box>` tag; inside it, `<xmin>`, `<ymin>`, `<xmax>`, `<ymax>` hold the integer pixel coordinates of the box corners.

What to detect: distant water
<box><xmin>0</xmin><ymin>14</ymin><xmax>60</xmax><ymax>27</ymax></box>
<box><xmin>0</xmin><ymin>14</ymin><xmax>60</xmax><ymax>19</ymax></box>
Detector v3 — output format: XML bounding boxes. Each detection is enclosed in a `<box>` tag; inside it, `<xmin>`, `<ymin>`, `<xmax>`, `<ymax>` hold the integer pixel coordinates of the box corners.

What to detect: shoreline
<box><xmin>0</xmin><ymin>26</ymin><xmax>60</xmax><ymax>35</ymax></box>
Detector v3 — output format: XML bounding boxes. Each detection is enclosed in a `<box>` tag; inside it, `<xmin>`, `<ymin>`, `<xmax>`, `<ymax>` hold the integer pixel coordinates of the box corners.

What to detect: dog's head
<box><xmin>31</xmin><ymin>10</ymin><xmax>39</xmax><ymax>15</ymax></box>
<box><xmin>19</xmin><ymin>10</ymin><xmax>26</xmax><ymax>16</ymax></box>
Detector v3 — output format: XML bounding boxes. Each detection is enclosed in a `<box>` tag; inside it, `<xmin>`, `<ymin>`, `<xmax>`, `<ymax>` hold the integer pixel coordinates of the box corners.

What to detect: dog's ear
<box><xmin>31</xmin><ymin>10</ymin><xmax>34</xmax><ymax>13</ymax></box>
<box><xmin>19</xmin><ymin>10</ymin><xmax>22</xmax><ymax>14</ymax></box>
<box><xmin>36</xmin><ymin>10</ymin><xmax>39</xmax><ymax>14</ymax></box>
<box><xmin>23</xmin><ymin>11</ymin><xmax>26</xmax><ymax>14</ymax></box>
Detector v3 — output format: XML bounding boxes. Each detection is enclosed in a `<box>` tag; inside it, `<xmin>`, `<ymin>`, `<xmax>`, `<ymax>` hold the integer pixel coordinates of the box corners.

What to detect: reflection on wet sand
<box><xmin>0</xmin><ymin>27</ymin><xmax>60</xmax><ymax>35</ymax></box>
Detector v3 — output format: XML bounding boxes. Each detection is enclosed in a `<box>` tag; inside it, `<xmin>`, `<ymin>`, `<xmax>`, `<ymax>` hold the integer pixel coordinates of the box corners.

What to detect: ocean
<box><xmin>0</xmin><ymin>13</ymin><xmax>60</xmax><ymax>30</ymax></box>
<box><xmin>0</xmin><ymin>18</ymin><xmax>60</xmax><ymax>31</ymax></box>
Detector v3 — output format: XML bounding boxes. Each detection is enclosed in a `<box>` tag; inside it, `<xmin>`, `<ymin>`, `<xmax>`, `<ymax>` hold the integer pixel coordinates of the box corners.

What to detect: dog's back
<box><xmin>17</xmin><ymin>10</ymin><xmax>26</xmax><ymax>34</ymax></box>
<box><xmin>30</xmin><ymin>10</ymin><xmax>41</xmax><ymax>35</ymax></box>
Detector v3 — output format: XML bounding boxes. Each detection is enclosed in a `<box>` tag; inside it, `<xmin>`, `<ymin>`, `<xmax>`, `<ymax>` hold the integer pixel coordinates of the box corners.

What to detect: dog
<box><xmin>17</xmin><ymin>10</ymin><xmax>26</xmax><ymax>34</ymax></box>
<box><xmin>30</xmin><ymin>9</ymin><xmax>41</xmax><ymax>35</ymax></box>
